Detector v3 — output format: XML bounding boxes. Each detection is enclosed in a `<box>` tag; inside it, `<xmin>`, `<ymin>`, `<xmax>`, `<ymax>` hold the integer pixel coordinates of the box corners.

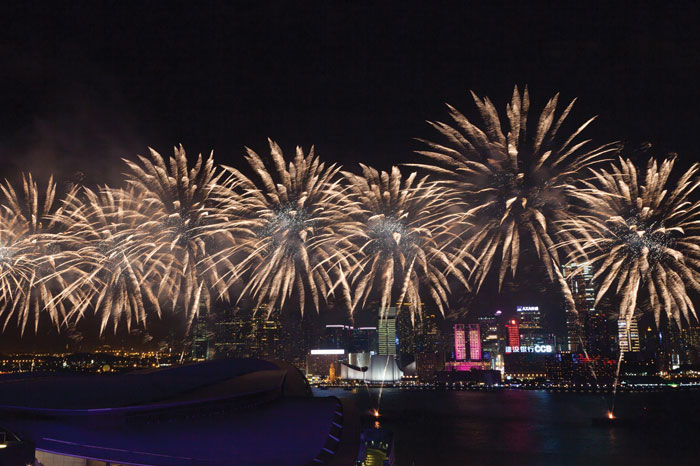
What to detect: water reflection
<box><xmin>316</xmin><ymin>387</ymin><xmax>700</xmax><ymax>466</ymax></box>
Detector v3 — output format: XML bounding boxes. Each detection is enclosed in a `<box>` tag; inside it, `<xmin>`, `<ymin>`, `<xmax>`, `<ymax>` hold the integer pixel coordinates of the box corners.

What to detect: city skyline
<box><xmin>3</xmin><ymin>3</ymin><xmax>700</xmax><ymax>466</ymax></box>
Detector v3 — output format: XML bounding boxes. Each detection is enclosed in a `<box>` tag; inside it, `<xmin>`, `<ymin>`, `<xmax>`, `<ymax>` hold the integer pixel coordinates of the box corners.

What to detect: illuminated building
<box><xmin>505</xmin><ymin>320</ymin><xmax>520</xmax><ymax>347</ymax></box>
<box><xmin>504</xmin><ymin>343</ymin><xmax>554</xmax><ymax>379</ymax></box>
<box><xmin>517</xmin><ymin>306</ymin><xmax>541</xmax><ymax>328</ymax></box>
<box><xmin>478</xmin><ymin>311</ymin><xmax>503</xmax><ymax>371</ymax></box>
<box><xmin>352</xmin><ymin>326</ymin><xmax>378</xmax><ymax>354</ymax></box>
<box><xmin>322</xmin><ymin>324</ymin><xmax>379</xmax><ymax>355</ymax></box>
<box><xmin>212</xmin><ymin>307</ymin><xmax>314</xmax><ymax>367</ymax></box>
<box><xmin>377</xmin><ymin>307</ymin><xmax>398</xmax><ymax>356</ymax></box>
<box><xmin>444</xmin><ymin>360</ymin><xmax>489</xmax><ymax>371</ymax></box>
<box><xmin>562</xmin><ymin>262</ymin><xmax>609</xmax><ymax>355</ymax></box>
<box><xmin>247</xmin><ymin>308</ymin><xmax>283</xmax><ymax>360</ymax></box>
<box><xmin>397</xmin><ymin>309</ymin><xmax>416</xmax><ymax>354</ymax></box>
<box><xmin>618</xmin><ymin>318</ymin><xmax>641</xmax><ymax>353</ymax></box>
<box><xmin>437</xmin><ymin>367</ymin><xmax>502</xmax><ymax>385</ymax></box>
<box><xmin>306</xmin><ymin>349</ymin><xmax>344</xmax><ymax>378</ymax></box>
<box><xmin>324</xmin><ymin>324</ymin><xmax>354</xmax><ymax>349</ymax></box>
<box><xmin>516</xmin><ymin>305</ymin><xmax>555</xmax><ymax>348</ymax></box>
<box><xmin>478</xmin><ymin>313</ymin><xmax>500</xmax><ymax>354</ymax></box>
<box><xmin>415</xmin><ymin>310</ymin><xmax>441</xmax><ymax>353</ymax></box>
<box><xmin>468</xmin><ymin>324</ymin><xmax>481</xmax><ymax>360</ymax></box>
<box><xmin>562</xmin><ymin>263</ymin><xmax>588</xmax><ymax>351</ymax></box>
<box><xmin>367</xmin><ymin>354</ymin><xmax>403</xmax><ymax>382</ymax></box>
<box><xmin>340</xmin><ymin>352</ymin><xmax>371</xmax><ymax>380</ymax></box>
<box><xmin>213</xmin><ymin>308</ymin><xmax>248</xmax><ymax>357</ymax></box>
<box><xmin>573</xmin><ymin>355</ymin><xmax>617</xmax><ymax>382</ymax></box>
<box><xmin>545</xmin><ymin>352</ymin><xmax>575</xmax><ymax>382</ymax></box>
<box><xmin>339</xmin><ymin>352</ymin><xmax>403</xmax><ymax>382</ymax></box>
<box><xmin>415</xmin><ymin>351</ymin><xmax>444</xmax><ymax>380</ymax></box>
<box><xmin>454</xmin><ymin>324</ymin><xmax>467</xmax><ymax>361</ymax></box>
<box><xmin>504</xmin><ymin>352</ymin><xmax>547</xmax><ymax>379</ymax></box>
<box><xmin>681</xmin><ymin>325</ymin><xmax>700</xmax><ymax>365</ymax></box>
<box><xmin>191</xmin><ymin>315</ymin><xmax>210</xmax><ymax>361</ymax></box>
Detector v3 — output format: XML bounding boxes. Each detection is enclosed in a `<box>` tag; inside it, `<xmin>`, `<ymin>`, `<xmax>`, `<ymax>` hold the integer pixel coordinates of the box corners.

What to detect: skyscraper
<box><xmin>468</xmin><ymin>324</ymin><xmax>481</xmax><ymax>360</ymax></box>
<box><xmin>454</xmin><ymin>324</ymin><xmax>467</xmax><ymax>361</ymax></box>
<box><xmin>562</xmin><ymin>262</ymin><xmax>609</xmax><ymax>355</ymax></box>
<box><xmin>478</xmin><ymin>311</ymin><xmax>502</xmax><ymax>370</ymax></box>
<box><xmin>680</xmin><ymin>325</ymin><xmax>700</xmax><ymax>365</ymax></box>
<box><xmin>249</xmin><ymin>308</ymin><xmax>283</xmax><ymax>359</ymax></box>
<box><xmin>517</xmin><ymin>306</ymin><xmax>541</xmax><ymax>328</ymax></box>
<box><xmin>618</xmin><ymin>318</ymin><xmax>641</xmax><ymax>353</ymax></box>
<box><xmin>416</xmin><ymin>311</ymin><xmax>441</xmax><ymax>353</ymax></box>
<box><xmin>516</xmin><ymin>306</ymin><xmax>555</xmax><ymax>347</ymax></box>
<box><xmin>506</xmin><ymin>320</ymin><xmax>520</xmax><ymax>348</ymax></box>
<box><xmin>477</xmin><ymin>314</ymin><xmax>499</xmax><ymax>356</ymax></box>
<box><xmin>191</xmin><ymin>315</ymin><xmax>210</xmax><ymax>361</ymax></box>
<box><xmin>378</xmin><ymin>307</ymin><xmax>398</xmax><ymax>356</ymax></box>
<box><xmin>352</xmin><ymin>326</ymin><xmax>379</xmax><ymax>354</ymax></box>
<box><xmin>323</xmin><ymin>324</ymin><xmax>353</xmax><ymax>350</ymax></box>
<box><xmin>397</xmin><ymin>309</ymin><xmax>417</xmax><ymax>366</ymax></box>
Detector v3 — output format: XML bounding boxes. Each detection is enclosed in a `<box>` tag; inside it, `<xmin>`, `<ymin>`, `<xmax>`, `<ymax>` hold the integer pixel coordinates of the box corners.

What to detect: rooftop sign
<box><xmin>310</xmin><ymin>349</ymin><xmax>345</xmax><ymax>355</ymax></box>
<box><xmin>505</xmin><ymin>345</ymin><xmax>552</xmax><ymax>354</ymax></box>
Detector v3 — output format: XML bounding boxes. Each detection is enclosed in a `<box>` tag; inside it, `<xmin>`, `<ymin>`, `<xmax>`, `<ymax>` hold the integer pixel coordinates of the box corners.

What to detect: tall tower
<box><xmin>468</xmin><ymin>324</ymin><xmax>481</xmax><ymax>360</ymax></box>
<box><xmin>517</xmin><ymin>306</ymin><xmax>541</xmax><ymax>328</ymax></box>
<box><xmin>505</xmin><ymin>319</ymin><xmax>520</xmax><ymax>348</ymax></box>
<box><xmin>191</xmin><ymin>316</ymin><xmax>210</xmax><ymax>361</ymax></box>
<box><xmin>562</xmin><ymin>262</ymin><xmax>608</xmax><ymax>354</ymax></box>
<box><xmin>454</xmin><ymin>324</ymin><xmax>467</xmax><ymax>361</ymax></box>
<box><xmin>618</xmin><ymin>317</ymin><xmax>641</xmax><ymax>353</ymax></box>
<box><xmin>416</xmin><ymin>310</ymin><xmax>441</xmax><ymax>353</ymax></box>
<box><xmin>378</xmin><ymin>307</ymin><xmax>398</xmax><ymax>356</ymax></box>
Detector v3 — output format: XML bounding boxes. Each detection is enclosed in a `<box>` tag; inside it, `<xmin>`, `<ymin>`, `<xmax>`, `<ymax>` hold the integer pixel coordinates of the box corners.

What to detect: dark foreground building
<box><xmin>0</xmin><ymin>359</ymin><xmax>359</xmax><ymax>465</ymax></box>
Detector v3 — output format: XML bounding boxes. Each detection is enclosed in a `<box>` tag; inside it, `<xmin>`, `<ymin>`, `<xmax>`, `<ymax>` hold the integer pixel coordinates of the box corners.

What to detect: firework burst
<box><xmin>54</xmin><ymin>187</ymin><xmax>166</xmax><ymax>334</ymax></box>
<box><xmin>565</xmin><ymin>156</ymin><xmax>700</xmax><ymax>326</ymax></box>
<box><xmin>414</xmin><ymin>86</ymin><xmax>618</xmax><ymax>307</ymax></box>
<box><xmin>219</xmin><ymin>139</ymin><xmax>349</xmax><ymax>315</ymax></box>
<box><xmin>341</xmin><ymin>165</ymin><xmax>470</xmax><ymax>317</ymax></box>
<box><xmin>0</xmin><ymin>174</ymin><xmax>78</xmax><ymax>333</ymax></box>
<box><xmin>123</xmin><ymin>145</ymin><xmax>232</xmax><ymax>328</ymax></box>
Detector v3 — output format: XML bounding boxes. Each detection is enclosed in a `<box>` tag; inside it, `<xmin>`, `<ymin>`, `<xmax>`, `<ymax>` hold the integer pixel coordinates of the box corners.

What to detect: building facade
<box><xmin>378</xmin><ymin>307</ymin><xmax>398</xmax><ymax>356</ymax></box>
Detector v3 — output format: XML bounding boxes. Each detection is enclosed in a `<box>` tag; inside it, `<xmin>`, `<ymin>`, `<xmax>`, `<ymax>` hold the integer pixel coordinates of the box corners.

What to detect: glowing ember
<box><xmin>607</xmin><ymin>412</ymin><xmax>614</xmax><ymax>420</ymax></box>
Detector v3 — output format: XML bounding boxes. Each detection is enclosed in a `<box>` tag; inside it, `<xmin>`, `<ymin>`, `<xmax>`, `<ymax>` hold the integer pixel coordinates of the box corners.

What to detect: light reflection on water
<box><xmin>315</xmin><ymin>387</ymin><xmax>700</xmax><ymax>466</ymax></box>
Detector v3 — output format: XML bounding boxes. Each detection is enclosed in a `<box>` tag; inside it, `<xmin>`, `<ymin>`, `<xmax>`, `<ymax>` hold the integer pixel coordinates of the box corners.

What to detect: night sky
<box><xmin>2</xmin><ymin>1</ymin><xmax>700</xmax><ymax>350</ymax></box>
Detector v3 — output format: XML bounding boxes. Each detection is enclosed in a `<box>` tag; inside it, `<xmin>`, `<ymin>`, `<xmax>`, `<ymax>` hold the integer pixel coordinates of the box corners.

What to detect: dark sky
<box><xmin>2</xmin><ymin>1</ymin><xmax>700</xmax><ymax>349</ymax></box>
<box><xmin>3</xmin><ymin>1</ymin><xmax>699</xmax><ymax>182</ymax></box>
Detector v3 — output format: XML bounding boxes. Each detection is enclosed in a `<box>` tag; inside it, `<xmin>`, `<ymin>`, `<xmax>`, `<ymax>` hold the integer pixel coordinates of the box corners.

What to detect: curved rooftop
<box><xmin>0</xmin><ymin>359</ymin><xmax>359</xmax><ymax>466</ymax></box>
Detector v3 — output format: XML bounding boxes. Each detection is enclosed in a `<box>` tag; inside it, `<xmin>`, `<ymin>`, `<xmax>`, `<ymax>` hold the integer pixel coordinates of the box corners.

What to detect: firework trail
<box><xmin>54</xmin><ymin>187</ymin><xmax>166</xmax><ymax>334</ymax></box>
<box><xmin>565</xmin><ymin>156</ymin><xmax>700</xmax><ymax>326</ymax></box>
<box><xmin>123</xmin><ymin>145</ymin><xmax>232</xmax><ymax>329</ymax></box>
<box><xmin>341</xmin><ymin>164</ymin><xmax>470</xmax><ymax>317</ymax></box>
<box><xmin>413</xmin><ymin>86</ymin><xmax>618</xmax><ymax>308</ymax></box>
<box><xmin>218</xmin><ymin>139</ymin><xmax>350</xmax><ymax>315</ymax></box>
<box><xmin>0</xmin><ymin>174</ymin><xmax>78</xmax><ymax>334</ymax></box>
